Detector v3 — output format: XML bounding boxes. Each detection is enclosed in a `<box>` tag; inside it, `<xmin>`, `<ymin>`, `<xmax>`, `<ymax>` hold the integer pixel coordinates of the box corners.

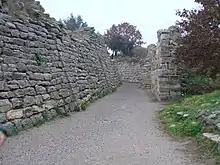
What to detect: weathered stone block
<box><xmin>0</xmin><ymin>99</ymin><xmax>12</xmax><ymax>112</ymax></box>
<box><xmin>32</xmin><ymin>106</ymin><xmax>45</xmax><ymax>113</ymax></box>
<box><xmin>59</xmin><ymin>89</ymin><xmax>71</xmax><ymax>98</ymax></box>
<box><xmin>42</xmin><ymin>94</ymin><xmax>50</xmax><ymax>101</ymax></box>
<box><xmin>35</xmin><ymin>95</ymin><xmax>43</xmax><ymax>105</ymax></box>
<box><xmin>0</xmin><ymin>81</ymin><xmax>9</xmax><ymax>91</ymax></box>
<box><xmin>42</xmin><ymin>100</ymin><xmax>57</xmax><ymax>110</ymax></box>
<box><xmin>32</xmin><ymin>73</ymin><xmax>45</xmax><ymax>80</ymax></box>
<box><xmin>7</xmin><ymin>109</ymin><xmax>23</xmax><ymax>120</ymax></box>
<box><xmin>17</xmin><ymin>63</ymin><xmax>27</xmax><ymax>72</ymax></box>
<box><xmin>11</xmin><ymin>98</ymin><xmax>23</xmax><ymax>108</ymax></box>
<box><xmin>23</xmin><ymin>96</ymin><xmax>35</xmax><ymax>107</ymax></box>
<box><xmin>24</xmin><ymin>87</ymin><xmax>36</xmax><ymax>96</ymax></box>
<box><xmin>0</xmin><ymin>91</ymin><xmax>14</xmax><ymax>99</ymax></box>
<box><xmin>47</xmin><ymin>86</ymin><xmax>56</xmax><ymax>93</ymax></box>
<box><xmin>23</xmin><ymin>107</ymin><xmax>35</xmax><ymax>118</ymax></box>
<box><xmin>44</xmin><ymin>74</ymin><xmax>52</xmax><ymax>81</ymax></box>
<box><xmin>35</xmin><ymin>85</ymin><xmax>46</xmax><ymax>94</ymax></box>
<box><xmin>50</xmin><ymin>91</ymin><xmax>60</xmax><ymax>100</ymax></box>
<box><xmin>6</xmin><ymin>22</ymin><xmax>16</xmax><ymax>29</ymax></box>
<box><xmin>14</xmin><ymin>22</ymin><xmax>28</xmax><ymax>32</ymax></box>
<box><xmin>20</xmin><ymin>32</ymin><xmax>28</xmax><ymax>39</ymax></box>
<box><xmin>57</xmin><ymin>99</ymin><xmax>65</xmax><ymax>107</ymax></box>
<box><xmin>11</xmin><ymin>29</ymin><xmax>20</xmax><ymax>37</ymax></box>
<box><xmin>13</xmin><ymin>72</ymin><xmax>26</xmax><ymax>80</ymax></box>
<box><xmin>14</xmin><ymin>89</ymin><xmax>25</xmax><ymax>97</ymax></box>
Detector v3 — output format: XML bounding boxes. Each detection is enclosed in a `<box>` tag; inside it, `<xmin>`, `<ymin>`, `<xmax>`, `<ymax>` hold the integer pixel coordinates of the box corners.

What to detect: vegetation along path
<box><xmin>0</xmin><ymin>83</ymin><xmax>206</xmax><ymax>165</ymax></box>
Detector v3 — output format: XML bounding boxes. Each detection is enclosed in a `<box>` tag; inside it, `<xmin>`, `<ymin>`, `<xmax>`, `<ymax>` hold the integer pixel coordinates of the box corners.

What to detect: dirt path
<box><xmin>0</xmin><ymin>83</ymin><xmax>206</xmax><ymax>165</ymax></box>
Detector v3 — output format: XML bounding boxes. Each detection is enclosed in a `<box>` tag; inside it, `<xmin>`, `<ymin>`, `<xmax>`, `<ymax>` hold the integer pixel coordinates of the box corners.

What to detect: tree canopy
<box><xmin>104</xmin><ymin>22</ymin><xmax>144</xmax><ymax>57</ymax></box>
<box><xmin>60</xmin><ymin>13</ymin><xmax>88</xmax><ymax>31</ymax></box>
<box><xmin>176</xmin><ymin>0</ymin><xmax>220</xmax><ymax>78</ymax></box>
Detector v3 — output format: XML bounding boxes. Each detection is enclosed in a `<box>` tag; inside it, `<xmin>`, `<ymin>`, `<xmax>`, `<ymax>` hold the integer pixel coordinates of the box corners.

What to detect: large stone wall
<box><xmin>150</xmin><ymin>26</ymin><xmax>181</xmax><ymax>101</ymax></box>
<box><xmin>115</xmin><ymin>56</ymin><xmax>151</xmax><ymax>87</ymax></box>
<box><xmin>0</xmin><ymin>3</ymin><xmax>121</xmax><ymax>134</ymax></box>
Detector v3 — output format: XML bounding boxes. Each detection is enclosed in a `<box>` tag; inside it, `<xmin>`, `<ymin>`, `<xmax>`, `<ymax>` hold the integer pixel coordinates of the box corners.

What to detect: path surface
<box><xmin>0</xmin><ymin>83</ymin><xmax>205</xmax><ymax>165</ymax></box>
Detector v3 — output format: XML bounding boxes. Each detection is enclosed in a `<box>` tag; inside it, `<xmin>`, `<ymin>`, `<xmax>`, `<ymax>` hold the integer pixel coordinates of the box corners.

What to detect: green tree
<box><xmin>176</xmin><ymin>0</ymin><xmax>220</xmax><ymax>78</ymax></box>
<box><xmin>61</xmin><ymin>13</ymin><xmax>88</xmax><ymax>31</ymax></box>
<box><xmin>104</xmin><ymin>22</ymin><xmax>144</xmax><ymax>57</ymax></box>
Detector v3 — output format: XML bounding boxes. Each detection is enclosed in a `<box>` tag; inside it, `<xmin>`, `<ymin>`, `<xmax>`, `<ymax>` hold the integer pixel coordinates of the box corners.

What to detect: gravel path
<box><xmin>0</xmin><ymin>83</ymin><xmax>206</xmax><ymax>165</ymax></box>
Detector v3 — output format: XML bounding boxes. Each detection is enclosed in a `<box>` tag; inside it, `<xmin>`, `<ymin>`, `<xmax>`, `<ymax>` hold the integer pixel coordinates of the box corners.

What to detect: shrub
<box><xmin>180</xmin><ymin>74</ymin><xmax>214</xmax><ymax>96</ymax></box>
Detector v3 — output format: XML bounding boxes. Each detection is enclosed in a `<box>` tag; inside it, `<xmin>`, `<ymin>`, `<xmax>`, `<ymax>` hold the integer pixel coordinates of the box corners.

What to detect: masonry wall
<box><xmin>150</xmin><ymin>26</ymin><xmax>181</xmax><ymax>101</ymax></box>
<box><xmin>116</xmin><ymin>57</ymin><xmax>151</xmax><ymax>86</ymax></box>
<box><xmin>115</xmin><ymin>26</ymin><xmax>181</xmax><ymax>101</ymax></box>
<box><xmin>0</xmin><ymin>12</ymin><xmax>121</xmax><ymax>134</ymax></box>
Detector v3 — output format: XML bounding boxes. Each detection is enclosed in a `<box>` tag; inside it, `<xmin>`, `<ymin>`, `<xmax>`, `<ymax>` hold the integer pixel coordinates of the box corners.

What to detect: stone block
<box><xmin>17</xmin><ymin>63</ymin><xmax>27</xmax><ymax>72</ymax></box>
<box><xmin>35</xmin><ymin>95</ymin><xmax>43</xmax><ymax>105</ymax></box>
<box><xmin>42</xmin><ymin>100</ymin><xmax>57</xmax><ymax>110</ymax></box>
<box><xmin>50</xmin><ymin>91</ymin><xmax>61</xmax><ymax>100</ymax></box>
<box><xmin>20</xmin><ymin>32</ymin><xmax>28</xmax><ymax>39</ymax></box>
<box><xmin>7</xmin><ymin>109</ymin><xmax>23</xmax><ymax>120</ymax></box>
<box><xmin>59</xmin><ymin>89</ymin><xmax>71</xmax><ymax>98</ymax></box>
<box><xmin>0</xmin><ymin>81</ymin><xmax>9</xmax><ymax>91</ymax></box>
<box><xmin>23</xmin><ymin>96</ymin><xmax>35</xmax><ymax>107</ymax></box>
<box><xmin>0</xmin><ymin>99</ymin><xmax>12</xmax><ymax>112</ymax></box>
<box><xmin>18</xmin><ymin>80</ymin><xmax>30</xmax><ymax>89</ymax></box>
<box><xmin>0</xmin><ymin>91</ymin><xmax>14</xmax><ymax>99</ymax></box>
<box><xmin>24</xmin><ymin>87</ymin><xmax>36</xmax><ymax>96</ymax></box>
<box><xmin>47</xmin><ymin>86</ymin><xmax>56</xmax><ymax>93</ymax></box>
<box><xmin>23</xmin><ymin>107</ymin><xmax>35</xmax><ymax>118</ymax></box>
<box><xmin>6</xmin><ymin>22</ymin><xmax>16</xmax><ymax>29</ymax></box>
<box><xmin>32</xmin><ymin>106</ymin><xmax>45</xmax><ymax>113</ymax></box>
<box><xmin>42</xmin><ymin>94</ymin><xmax>50</xmax><ymax>101</ymax></box>
<box><xmin>44</xmin><ymin>74</ymin><xmax>52</xmax><ymax>81</ymax></box>
<box><xmin>13</xmin><ymin>72</ymin><xmax>26</xmax><ymax>80</ymax></box>
<box><xmin>33</xmin><ymin>73</ymin><xmax>45</xmax><ymax>80</ymax></box>
<box><xmin>14</xmin><ymin>89</ymin><xmax>25</xmax><ymax>97</ymax></box>
<box><xmin>11</xmin><ymin>30</ymin><xmax>20</xmax><ymax>37</ymax></box>
<box><xmin>10</xmin><ymin>98</ymin><xmax>23</xmax><ymax>108</ymax></box>
<box><xmin>35</xmin><ymin>85</ymin><xmax>46</xmax><ymax>94</ymax></box>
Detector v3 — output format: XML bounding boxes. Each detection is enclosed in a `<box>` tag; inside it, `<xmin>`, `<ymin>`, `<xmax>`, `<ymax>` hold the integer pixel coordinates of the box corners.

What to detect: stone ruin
<box><xmin>115</xmin><ymin>26</ymin><xmax>181</xmax><ymax>101</ymax></box>
<box><xmin>0</xmin><ymin>0</ymin><xmax>121</xmax><ymax>134</ymax></box>
<box><xmin>0</xmin><ymin>0</ymin><xmax>181</xmax><ymax>134</ymax></box>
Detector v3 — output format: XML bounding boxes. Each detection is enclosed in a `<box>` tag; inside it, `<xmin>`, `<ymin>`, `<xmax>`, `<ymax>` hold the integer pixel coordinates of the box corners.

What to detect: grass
<box><xmin>159</xmin><ymin>90</ymin><xmax>220</xmax><ymax>164</ymax></box>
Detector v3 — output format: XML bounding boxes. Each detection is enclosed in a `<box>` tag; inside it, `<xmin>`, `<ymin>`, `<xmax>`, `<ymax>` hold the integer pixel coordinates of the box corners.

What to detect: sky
<box><xmin>38</xmin><ymin>0</ymin><xmax>199</xmax><ymax>46</ymax></box>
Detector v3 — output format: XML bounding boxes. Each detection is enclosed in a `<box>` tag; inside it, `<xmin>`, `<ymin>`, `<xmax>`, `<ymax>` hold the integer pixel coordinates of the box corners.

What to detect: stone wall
<box><xmin>150</xmin><ymin>26</ymin><xmax>181</xmax><ymax>101</ymax></box>
<box><xmin>115</xmin><ymin>26</ymin><xmax>181</xmax><ymax>101</ymax></box>
<box><xmin>115</xmin><ymin>56</ymin><xmax>151</xmax><ymax>86</ymax></box>
<box><xmin>0</xmin><ymin>4</ymin><xmax>121</xmax><ymax>134</ymax></box>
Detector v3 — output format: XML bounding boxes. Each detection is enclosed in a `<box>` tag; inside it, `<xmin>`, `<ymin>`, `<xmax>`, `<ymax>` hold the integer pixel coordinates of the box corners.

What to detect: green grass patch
<box><xmin>159</xmin><ymin>90</ymin><xmax>220</xmax><ymax>164</ymax></box>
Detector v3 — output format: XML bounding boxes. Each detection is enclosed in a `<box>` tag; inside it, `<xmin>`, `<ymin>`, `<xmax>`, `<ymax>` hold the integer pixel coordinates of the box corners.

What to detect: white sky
<box><xmin>38</xmin><ymin>0</ymin><xmax>199</xmax><ymax>46</ymax></box>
